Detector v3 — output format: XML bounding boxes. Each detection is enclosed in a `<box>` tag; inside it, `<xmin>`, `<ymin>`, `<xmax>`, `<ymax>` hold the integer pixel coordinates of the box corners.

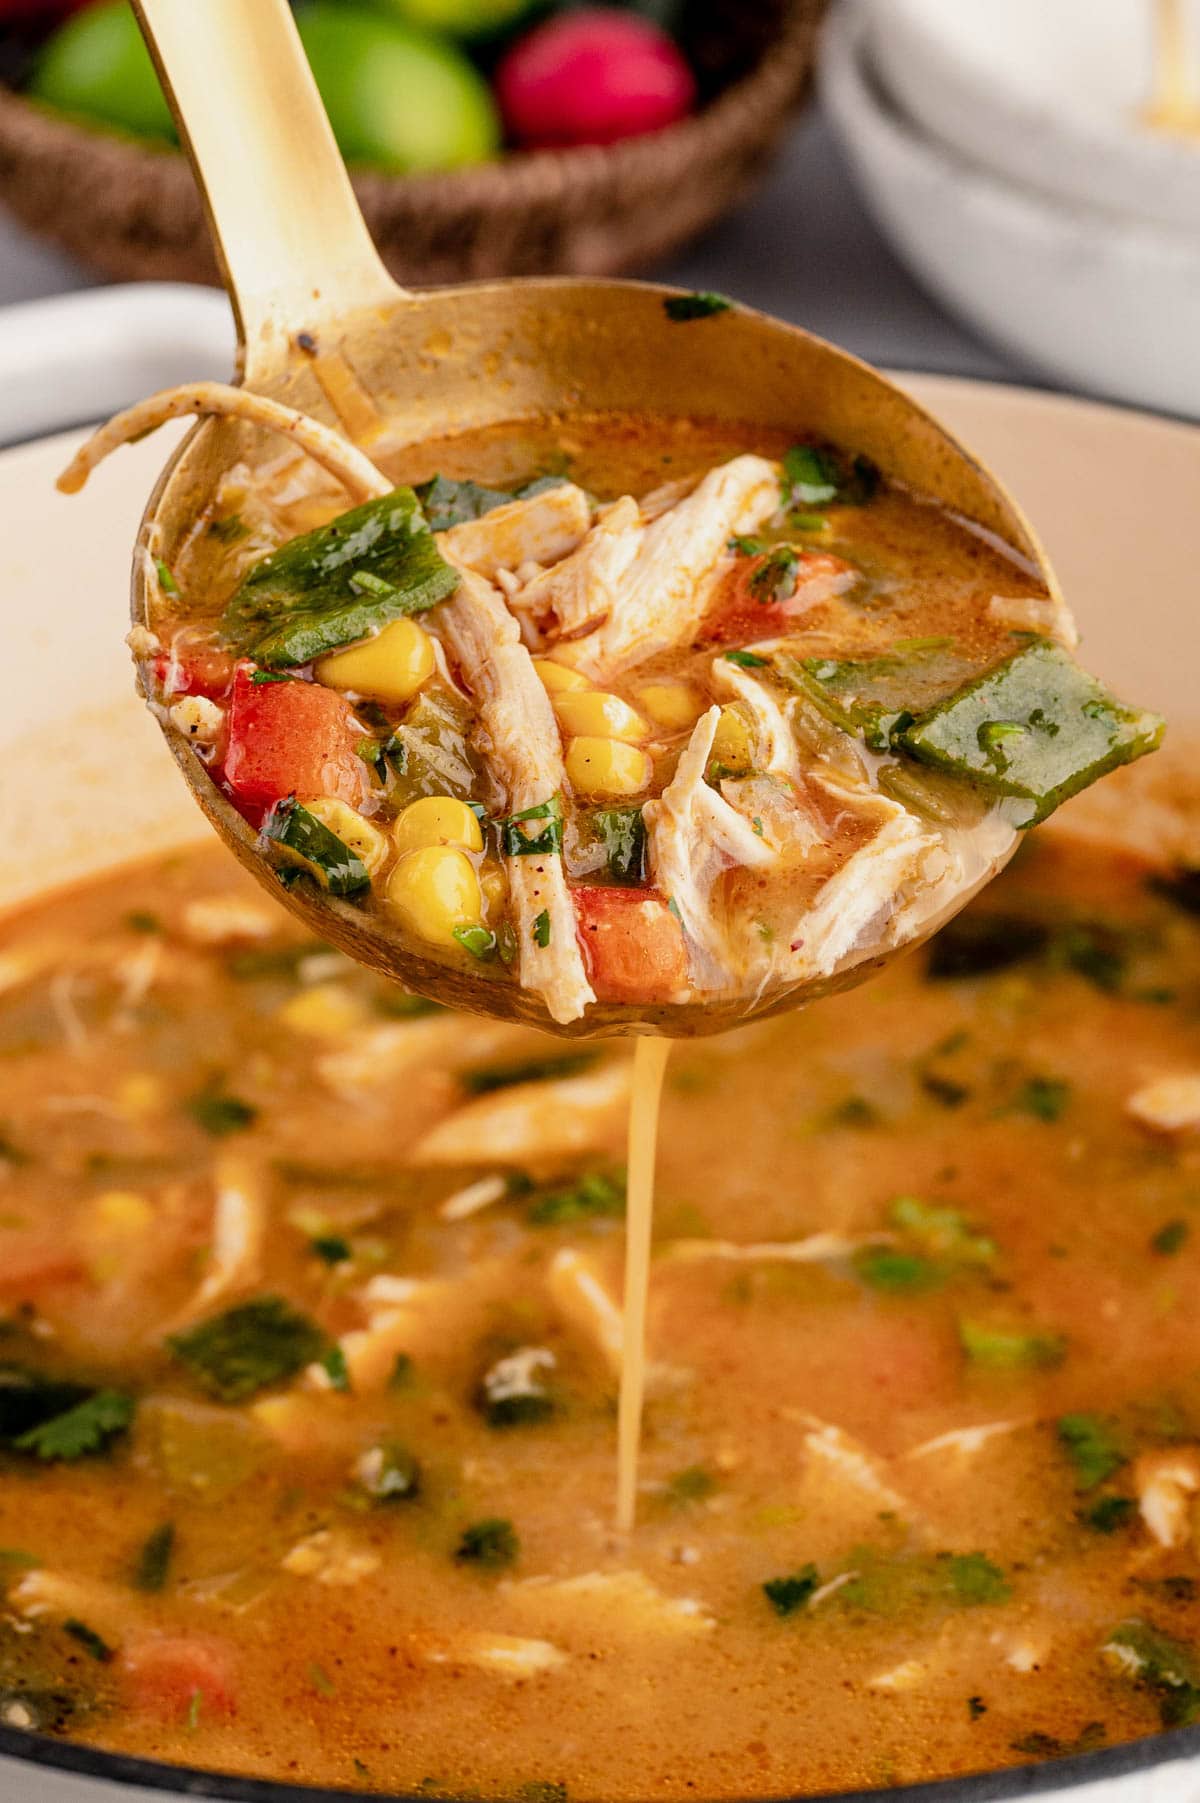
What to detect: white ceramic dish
<box><xmin>1</xmin><ymin>301</ymin><xmax>1200</xmax><ymax>1799</ymax></box>
<box><xmin>821</xmin><ymin>0</ymin><xmax>1200</xmax><ymax>420</ymax></box>
<box><xmin>867</xmin><ymin>0</ymin><xmax>1200</xmax><ymax>235</ymax></box>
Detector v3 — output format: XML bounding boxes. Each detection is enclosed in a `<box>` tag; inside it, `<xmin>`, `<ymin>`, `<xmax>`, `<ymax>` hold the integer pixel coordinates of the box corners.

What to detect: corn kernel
<box><xmin>304</xmin><ymin>798</ymin><xmax>390</xmax><ymax>875</ymax></box>
<box><xmin>533</xmin><ymin>659</ymin><xmax>590</xmax><ymax>694</ymax></box>
<box><xmin>553</xmin><ymin>690</ymin><xmax>648</xmax><ymax>743</ymax></box>
<box><xmin>393</xmin><ymin>795</ymin><xmax>484</xmax><ymax>857</ymax></box>
<box><xmin>385</xmin><ymin>846</ymin><xmax>483</xmax><ymax>947</ymax></box>
<box><xmin>711</xmin><ymin>705</ymin><xmax>753</xmax><ymax>774</ymax></box>
<box><xmin>565</xmin><ymin>737</ymin><xmax>652</xmax><ymax>799</ymax></box>
<box><xmin>278</xmin><ymin>982</ymin><xmax>368</xmax><ymax>1039</ymax></box>
<box><xmin>116</xmin><ymin>1073</ymin><xmax>164</xmax><ymax>1117</ymax></box>
<box><xmin>634</xmin><ymin>680</ymin><xmax>706</xmax><ymax>733</ymax></box>
<box><xmin>315</xmin><ymin>618</ymin><xmax>435</xmax><ymax>703</ymax></box>
<box><xmin>92</xmin><ymin>1190</ymin><xmax>153</xmax><ymax>1234</ymax></box>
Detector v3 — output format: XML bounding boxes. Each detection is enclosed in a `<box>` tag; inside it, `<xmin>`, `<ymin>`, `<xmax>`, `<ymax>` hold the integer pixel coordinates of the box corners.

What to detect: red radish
<box><xmin>496</xmin><ymin>8</ymin><xmax>696</xmax><ymax>149</ymax></box>
<box><xmin>221</xmin><ymin>663</ymin><xmax>367</xmax><ymax>824</ymax></box>
<box><xmin>702</xmin><ymin>549</ymin><xmax>858</xmax><ymax>645</ymax></box>
<box><xmin>574</xmin><ymin>885</ymin><xmax>688</xmax><ymax>1004</ymax></box>
<box><xmin>123</xmin><ymin>1636</ymin><xmax>236</xmax><ymax>1722</ymax></box>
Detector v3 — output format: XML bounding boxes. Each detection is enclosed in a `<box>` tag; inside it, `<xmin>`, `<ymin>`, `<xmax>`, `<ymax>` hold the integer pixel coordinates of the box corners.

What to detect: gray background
<box><xmin>0</xmin><ymin>106</ymin><xmax>1023</xmax><ymax>386</ymax></box>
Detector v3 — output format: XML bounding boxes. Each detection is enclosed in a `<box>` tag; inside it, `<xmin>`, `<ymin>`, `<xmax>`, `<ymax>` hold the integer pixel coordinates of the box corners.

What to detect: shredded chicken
<box><xmin>314</xmin><ymin>1016</ymin><xmax>533</xmax><ymax>1102</ymax></box>
<box><xmin>662</xmin><ymin>1232</ymin><xmax>886</xmax><ymax>1265</ymax></box>
<box><xmin>1134</xmin><ymin>1446</ymin><xmax>1200</xmax><ymax>1546</ymax></box>
<box><xmin>987</xmin><ymin>592</ymin><xmax>1078</xmax><ymax>649</ymax></box>
<box><xmin>502</xmin><ymin>1569</ymin><xmax>714</xmax><ymax>1640</ymax></box>
<box><xmin>281</xmin><ymin>1530</ymin><xmax>380</xmax><ymax>1587</ymax></box>
<box><xmin>643</xmin><ymin>707</ymin><xmax>775</xmax><ymax>993</ymax></box>
<box><xmin>439</xmin><ymin>1173</ymin><xmax>509</xmax><ymax>1221</ymax></box>
<box><xmin>903</xmin><ymin>1420</ymin><xmax>1026</xmax><ymax>1462</ymax></box>
<box><xmin>440</xmin><ymin>484</ymin><xmax>591</xmax><ymax>582</ymax></box>
<box><xmin>167</xmin><ymin>1154</ymin><xmax>265</xmax><ymax>1331</ymax></box>
<box><xmin>710</xmin><ymin>659</ymin><xmax>801</xmax><ymax>780</ymax></box>
<box><xmin>782</xmin><ymin>1413</ymin><xmax>913</xmax><ymax>1519</ymax></box>
<box><xmin>11</xmin><ymin>1570</ymin><xmax>135</xmax><ymax>1641</ymax></box>
<box><xmin>1126</xmin><ymin>1074</ymin><xmax>1200</xmax><ymax>1135</ymax></box>
<box><xmin>554</xmin><ymin>456</ymin><xmax>780</xmax><ymax>680</ymax></box>
<box><xmin>179</xmin><ymin>895</ymin><xmax>280</xmax><ymax>947</ymax></box>
<box><xmin>418</xmin><ymin>1631</ymin><xmax>567</xmax><ymax>1678</ymax></box>
<box><xmin>57</xmin><ymin>381</ymin><xmax>388</xmax><ymax>505</ymax></box>
<box><xmin>513</xmin><ymin>497</ymin><xmax>641</xmax><ymax>646</ymax></box>
<box><xmin>435</xmin><ymin>554</ymin><xmax>595</xmax><ymax>1024</ymax></box>
<box><xmin>545</xmin><ymin>1247</ymin><xmax>624</xmax><ymax>1374</ymax></box>
<box><xmin>412</xmin><ymin>1061</ymin><xmax>631</xmax><ymax>1165</ymax></box>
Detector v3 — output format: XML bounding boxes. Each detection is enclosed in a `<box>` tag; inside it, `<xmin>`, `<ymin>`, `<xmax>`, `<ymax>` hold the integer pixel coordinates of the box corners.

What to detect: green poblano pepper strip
<box><xmin>776</xmin><ymin>644</ymin><xmax>975</xmax><ymax>754</ymax></box>
<box><xmin>898</xmin><ymin>641</ymin><xmax>1164</xmax><ymax>825</ymax></box>
<box><xmin>221</xmin><ymin>487</ymin><xmax>459</xmax><ymax>668</ymax></box>
<box><xmin>261</xmin><ymin>798</ymin><xmax>370</xmax><ymax>896</ymax></box>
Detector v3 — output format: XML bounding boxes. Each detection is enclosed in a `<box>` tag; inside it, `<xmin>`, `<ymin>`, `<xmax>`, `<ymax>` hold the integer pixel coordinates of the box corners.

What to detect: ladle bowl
<box><xmin>115</xmin><ymin>0</ymin><xmax>1061</xmax><ymax>1037</ymax></box>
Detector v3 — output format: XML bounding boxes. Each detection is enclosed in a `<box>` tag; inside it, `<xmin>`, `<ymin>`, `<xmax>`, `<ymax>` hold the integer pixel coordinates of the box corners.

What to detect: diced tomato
<box><xmin>0</xmin><ymin>1236</ymin><xmax>85</xmax><ymax>1299</ymax></box>
<box><xmin>122</xmin><ymin>1636</ymin><xmax>237</xmax><ymax>1723</ymax></box>
<box><xmin>220</xmin><ymin>663</ymin><xmax>367</xmax><ymax>825</ymax></box>
<box><xmin>702</xmin><ymin>550</ymin><xmax>856</xmax><ymax>646</ymax></box>
<box><xmin>574</xmin><ymin>886</ymin><xmax>689</xmax><ymax>1004</ymax></box>
<box><xmin>153</xmin><ymin>644</ymin><xmax>235</xmax><ymax>701</ymax></box>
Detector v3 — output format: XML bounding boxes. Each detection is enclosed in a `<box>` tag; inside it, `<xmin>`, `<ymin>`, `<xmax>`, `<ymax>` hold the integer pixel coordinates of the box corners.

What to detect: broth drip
<box><xmin>616</xmin><ymin>1035</ymin><xmax>672</xmax><ymax>1532</ymax></box>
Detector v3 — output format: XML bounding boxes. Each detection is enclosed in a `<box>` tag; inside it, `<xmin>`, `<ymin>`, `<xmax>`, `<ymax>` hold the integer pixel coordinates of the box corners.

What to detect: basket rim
<box><xmin>0</xmin><ymin>0</ymin><xmax>822</xmax><ymax>203</ymax></box>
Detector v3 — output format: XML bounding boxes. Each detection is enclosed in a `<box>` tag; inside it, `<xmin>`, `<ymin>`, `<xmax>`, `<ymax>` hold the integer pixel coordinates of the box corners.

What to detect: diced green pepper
<box><xmin>959</xmin><ymin>1318</ymin><xmax>1066</xmax><ymax>1370</ymax></box>
<box><xmin>221</xmin><ymin>488</ymin><xmax>458</xmax><ymax>668</ymax></box>
<box><xmin>591</xmin><ymin>806</ymin><xmax>646</xmax><ymax>886</ymax></box>
<box><xmin>261</xmin><ymin>798</ymin><xmax>370</xmax><ymax>896</ymax></box>
<box><xmin>898</xmin><ymin>642</ymin><xmax>1164</xmax><ymax>825</ymax></box>
<box><xmin>386</xmin><ymin>688</ymin><xmax>479</xmax><ymax>805</ymax></box>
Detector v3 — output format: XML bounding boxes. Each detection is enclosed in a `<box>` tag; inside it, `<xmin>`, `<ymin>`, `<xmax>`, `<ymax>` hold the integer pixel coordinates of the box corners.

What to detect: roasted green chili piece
<box><xmin>222</xmin><ymin>487</ymin><xmax>458</xmax><ymax>668</ymax></box>
<box><xmin>899</xmin><ymin>642</ymin><xmax>1164</xmax><ymax>824</ymax></box>
<box><xmin>386</xmin><ymin>689</ymin><xmax>479</xmax><ymax>804</ymax></box>
<box><xmin>260</xmin><ymin>798</ymin><xmax>371</xmax><ymax>896</ymax></box>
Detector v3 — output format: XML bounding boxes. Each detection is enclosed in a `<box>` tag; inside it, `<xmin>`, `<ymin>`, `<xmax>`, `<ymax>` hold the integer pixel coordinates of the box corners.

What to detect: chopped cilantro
<box><xmin>532</xmin><ymin>910</ymin><xmax>551</xmax><ymax>949</ymax></box>
<box><xmin>167</xmin><ymin>1296</ymin><xmax>325</xmax><ymax>1402</ymax></box>
<box><xmin>748</xmin><ymin>546</ymin><xmax>800</xmax><ymax>605</ymax></box>
<box><xmin>1101</xmin><ymin>1620</ymin><xmax>1200</xmax><ymax>1727</ymax></box>
<box><xmin>311</xmin><ymin>1234</ymin><xmax>351</xmax><ymax>1266</ymax></box>
<box><xmin>208</xmin><ymin>514</ymin><xmax>248</xmax><ymax>544</ymax></box>
<box><xmin>154</xmin><ymin>559</ymin><xmax>179</xmax><ymax>595</ymax></box>
<box><xmin>959</xmin><ymin>1318</ymin><xmax>1066</xmax><ymax>1370</ymax></box>
<box><xmin>723</xmin><ymin>649</ymin><xmax>768</xmax><ymax>668</ymax></box>
<box><xmin>968</xmin><ymin>1696</ymin><xmax>987</xmax><ymax>1720</ymax></box>
<box><xmin>14</xmin><ymin>1388</ymin><xmax>134</xmax><ymax>1461</ymax></box>
<box><xmin>1152</xmin><ymin>1219</ymin><xmax>1189</xmax><ymax>1256</ymax></box>
<box><xmin>528</xmin><ymin>1167</ymin><xmax>626</xmax><ymax>1226</ymax></box>
<box><xmin>249</xmin><ymin>670</ymin><xmax>294</xmax><ymax>685</ymax></box>
<box><xmin>455</xmin><ymin>1518</ymin><xmax>518</xmax><ymax>1568</ymax></box>
<box><xmin>781</xmin><ymin>443</ymin><xmax>878</xmax><ymax>509</ymax></box>
<box><xmin>1057</xmin><ymin>1414</ymin><xmax>1128</xmax><ymax>1491</ymax></box>
<box><xmin>763</xmin><ymin>1564</ymin><xmax>819</xmax><ymax>1617</ymax></box>
<box><xmin>185</xmin><ymin>1081</ymin><xmax>258</xmax><ymax>1137</ymax></box>
<box><xmin>665</xmin><ymin>1465</ymin><xmax>716</xmax><ymax>1505</ymax></box>
<box><xmin>1008</xmin><ymin>1076</ymin><xmax>1071</xmax><ymax>1123</ymax></box>
<box><xmin>389</xmin><ymin>1353</ymin><xmax>415</xmax><ymax>1391</ymax></box>
<box><xmin>728</xmin><ymin>536</ymin><xmax>766</xmax><ymax>559</ymax></box>
<box><xmin>1082</xmin><ymin>1495</ymin><xmax>1135</xmax><ymax>1534</ymax></box>
<box><xmin>453</xmin><ymin>924</ymin><xmax>497</xmax><ymax>962</ymax></box>
<box><xmin>357</xmin><ymin>1441</ymin><xmax>420</xmax><ymax>1503</ymax></box>
<box><xmin>592</xmin><ymin>806</ymin><xmax>646</xmax><ymax>886</ymax></box>
<box><xmin>63</xmin><ymin>1619</ymin><xmax>113</xmax><ymax>1664</ymax></box>
<box><xmin>888</xmin><ymin>1196</ymin><xmax>995</xmax><ymax>1267</ymax></box>
<box><xmin>134</xmin><ymin>1522</ymin><xmax>175</xmax><ymax>1593</ymax></box>
<box><xmin>853</xmin><ymin>1247</ymin><xmax>940</xmax><ymax>1292</ymax></box>
<box><xmin>321</xmin><ymin>1346</ymin><xmax>351</xmax><ymax>1393</ymax></box>
<box><xmin>663</xmin><ymin>291</ymin><xmax>732</xmax><ymax>321</ymax></box>
<box><xmin>476</xmin><ymin>1347</ymin><xmax>556</xmax><ymax>1427</ymax></box>
<box><xmin>835</xmin><ymin>1548</ymin><xmax>1010</xmax><ymax>1615</ymax></box>
<box><xmin>124</xmin><ymin>910</ymin><xmax>161</xmax><ymax>933</ymax></box>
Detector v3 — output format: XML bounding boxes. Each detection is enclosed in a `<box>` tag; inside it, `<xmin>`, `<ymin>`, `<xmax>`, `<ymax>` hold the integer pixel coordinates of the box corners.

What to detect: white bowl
<box><xmin>820</xmin><ymin>0</ymin><xmax>1200</xmax><ymax>419</ymax></box>
<box><xmin>867</xmin><ymin>0</ymin><xmax>1200</xmax><ymax>235</ymax></box>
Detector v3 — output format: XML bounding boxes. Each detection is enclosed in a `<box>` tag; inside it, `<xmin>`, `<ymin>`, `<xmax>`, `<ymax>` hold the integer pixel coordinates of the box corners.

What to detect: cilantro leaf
<box><xmin>1057</xmin><ymin>1414</ymin><xmax>1128</xmax><ymax>1492</ymax></box>
<box><xmin>763</xmin><ymin>1564</ymin><xmax>819</xmax><ymax>1617</ymax></box>
<box><xmin>15</xmin><ymin>1388</ymin><xmax>134</xmax><ymax>1461</ymax></box>
<box><xmin>167</xmin><ymin>1296</ymin><xmax>325</xmax><ymax>1402</ymax></box>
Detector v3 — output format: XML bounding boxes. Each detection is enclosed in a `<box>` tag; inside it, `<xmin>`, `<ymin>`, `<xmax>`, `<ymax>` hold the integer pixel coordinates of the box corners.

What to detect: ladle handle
<box><xmin>132</xmin><ymin>0</ymin><xmax>403</xmax><ymax>381</ymax></box>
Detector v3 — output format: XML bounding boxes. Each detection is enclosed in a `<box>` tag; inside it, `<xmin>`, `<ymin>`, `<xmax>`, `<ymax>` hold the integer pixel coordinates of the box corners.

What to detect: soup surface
<box><xmin>3</xmin><ymin>760</ymin><xmax>1200</xmax><ymax>1797</ymax></box>
<box><xmin>126</xmin><ymin>408</ymin><xmax>1156</xmax><ymax>1031</ymax></box>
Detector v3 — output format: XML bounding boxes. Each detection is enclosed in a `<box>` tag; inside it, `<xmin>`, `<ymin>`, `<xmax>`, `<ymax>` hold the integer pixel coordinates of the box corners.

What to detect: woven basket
<box><xmin>0</xmin><ymin>0</ymin><xmax>824</xmax><ymax>286</ymax></box>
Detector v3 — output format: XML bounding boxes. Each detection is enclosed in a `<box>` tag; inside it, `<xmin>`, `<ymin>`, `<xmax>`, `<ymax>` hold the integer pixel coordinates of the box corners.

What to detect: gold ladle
<box><xmin>73</xmin><ymin>0</ymin><xmax>1061</xmax><ymax>1038</ymax></box>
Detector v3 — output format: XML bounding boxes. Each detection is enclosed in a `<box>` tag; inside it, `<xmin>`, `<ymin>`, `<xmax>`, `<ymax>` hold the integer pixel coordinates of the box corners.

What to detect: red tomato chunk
<box><xmin>122</xmin><ymin>1635</ymin><xmax>237</xmax><ymax>1723</ymax></box>
<box><xmin>221</xmin><ymin>664</ymin><xmax>367</xmax><ymax>824</ymax></box>
<box><xmin>574</xmin><ymin>886</ymin><xmax>688</xmax><ymax>1004</ymax></box>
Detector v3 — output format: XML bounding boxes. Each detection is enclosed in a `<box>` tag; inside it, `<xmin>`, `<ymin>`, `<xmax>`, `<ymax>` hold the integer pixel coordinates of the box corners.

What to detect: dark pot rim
<box><xmin>2</xmin><ymin>1717</ymin><xmax>1199</xmax><ymax>1803</ymax></box>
